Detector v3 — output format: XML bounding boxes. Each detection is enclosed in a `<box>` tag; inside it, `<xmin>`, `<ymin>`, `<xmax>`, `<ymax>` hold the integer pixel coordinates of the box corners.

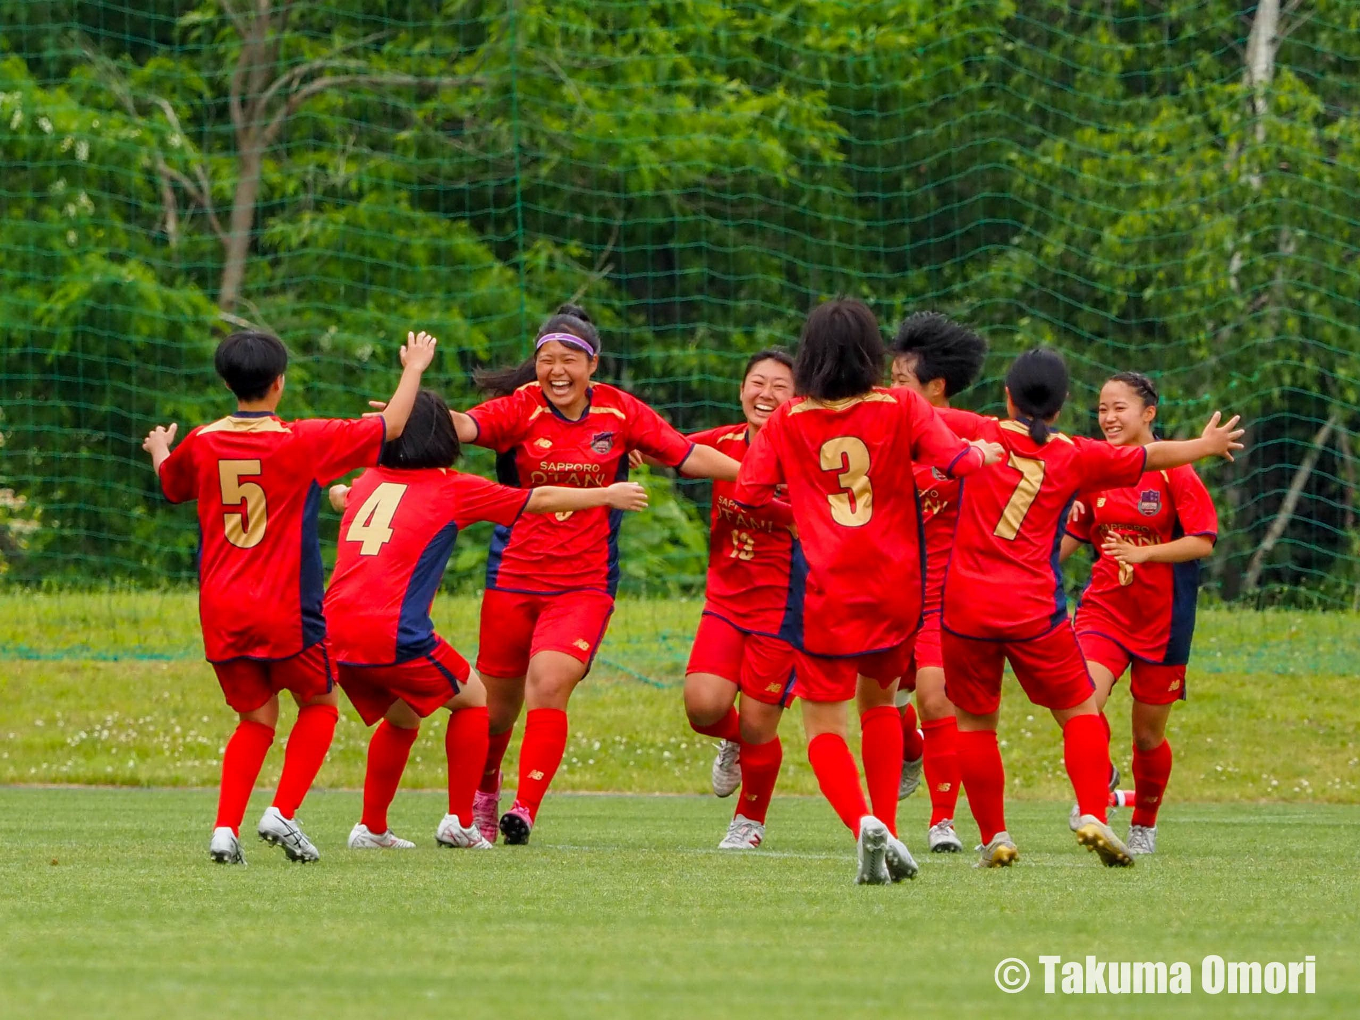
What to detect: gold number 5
<box><xmin>994</xmin><ymin>454</ymin><xmax>1046</xmax><ymax>540</ymax></box>
<box><xmin>820</xmin><ymin>436</ymin><xmax>873</xmax><ymax>527</ymax></box>
<box><xmin>218</xmin><ymin>460</ymin><xmax>267</xmax><ymax>549</ymax></box>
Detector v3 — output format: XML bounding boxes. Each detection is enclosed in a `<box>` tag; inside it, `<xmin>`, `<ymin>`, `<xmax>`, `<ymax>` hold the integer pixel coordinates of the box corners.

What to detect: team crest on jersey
<box><xmin>931</xmin><ymin>467</ymin><xmax>947</xmax><ymax>481</ymax></box>
<box><xmin>1138</xmin><ymin>489</ymin><xmax>1162</xmax><ymax>517</ymax></box>
<box><xmin>590</xmin><ymin>431</ymin><xmax>615</xmax><ymax>455</ymax></box>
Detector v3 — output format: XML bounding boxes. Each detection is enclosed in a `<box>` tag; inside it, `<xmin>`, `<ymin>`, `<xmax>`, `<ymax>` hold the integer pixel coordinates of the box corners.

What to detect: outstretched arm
<box><xmin>677</xmin><ymin>443</ymin><xmax>741</xmax><ymax>482</ymax></box>
<box><xmin>379</xmin><ymin>331</ymin><xmax>439</xmax><ymax>440</ymax></box>
<box><xmin>142</xmin><ymin>423</ymin><xmax>179</xmax><ymax>475</ymax></box>
<box><xmin>1143</xmin><ymin>412</ymin><xmax>1245</xmax><ymax>472</ymax></box>
<box><xmin>526</xmin><ymin>482</ymin><xmax>648</xmax><ymax>515</ymax></box>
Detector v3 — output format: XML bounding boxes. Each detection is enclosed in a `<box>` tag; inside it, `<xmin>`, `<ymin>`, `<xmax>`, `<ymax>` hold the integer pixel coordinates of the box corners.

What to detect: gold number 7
<box><xmin>994</xmin><ymin>454</ymin><xmax>1045</xmax><ymax>540</ymax></box>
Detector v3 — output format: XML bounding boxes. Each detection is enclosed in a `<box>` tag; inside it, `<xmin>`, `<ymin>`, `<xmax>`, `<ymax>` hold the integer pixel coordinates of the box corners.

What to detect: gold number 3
<box><xmin>820</xmin><ymin>436</ymin><xmax>873</xmax><ymax>527</ymax></box>
<box><xmin>994</xmin><ymin>454</ymin><xmax>1046</xmax><ymax>540</ymax></box>
<box><xmin>347</xmin><ymin>482</ymin><xmax>408</xmax><ymax>556</ymax></box>
<box><xmin>218</xmin><ymin>460</ymin><xmax>267</xmax><ymax>549</ymax></box>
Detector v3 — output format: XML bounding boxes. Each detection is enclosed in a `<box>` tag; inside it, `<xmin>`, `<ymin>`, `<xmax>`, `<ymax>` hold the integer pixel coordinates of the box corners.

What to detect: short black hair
<box><xmin>379</xmin><ymin>389</ymin><xmax>461</xmax><ymax>470</ymax></box>
<box><xmin>1005</xmin><ymin>347</ymin><xmax>1069</xmax><ymax>445</ymax></box>
<box><xmin>742</xmin><ymin>348</ymin><xmax>794</xmax><ymax>381</ymax></box>
<box><xmin>1106</xmin><ymin>371</ymin><xmax>1159</xmax><ymax>407</ymax></box>
<box><xmin>891</xmin><ymin>312</ymin><xmax>988</xmax><ymax>397</ymax></box>
<box><xmin>215</xmin><ymin>331</ymin><xmax>288</xmax><ymax>401</ymax></box>
<box><xmin>794</xmin><ymin>299</ymin><xmax>884</xmax><ymax>401</ymax></box>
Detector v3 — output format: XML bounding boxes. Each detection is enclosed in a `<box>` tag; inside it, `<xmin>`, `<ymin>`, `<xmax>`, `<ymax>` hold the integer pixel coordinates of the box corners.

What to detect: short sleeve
<box><xmin>732</xmin><ymin>411</ymin><xmax>785</xmax><ymax>508</ymax></box>
<box><xmin>467</xmin><ymin>390</ymin><xmax>534</xmax><ymax>454</ymax></box>
<box><xmin>934</xmin><ymin>406</ymin><xmax>989</xmax><ymax>442</ymax></box>
<box><xmin>621</xmin><ymin>392</ymin><xmax>693</xmax><ymax>468</ymax></box>
<box><xmin>1076</xmin><ymin>437</ymin><xmax>1147</xmax><ymax>491</ymax></box>
<box><xmin>1066</xmin><ymin>492</ymin><xmax>1094</xmax><ymax>543</ymax></box>
<box><xmin>687</xmin><ymin>425</ymin><xmax>733</xmax><ymax>449</ymax></box>
<box><xmin>903</xmin><ymin>392</ymin><xmax>985</xmax><ymax>478</ymax></box>
<box><xmin>1168</xmin><ymin>466</ymin><xmax>1218</xmax><ymax>540</ymax></box>
<box><xmin>448</xmin><ymin>472</ymin><xmax>531</xmax><ymax>529</ymax></box>
<box><xmin>296</xmin><ymin>417</ymin><xmax>386</xmax><ymax>485</ymax></box>
<box><xmin>158</xmin><ymin>429</ymin><xmax>200</xmax><ymax>504</ymax></box>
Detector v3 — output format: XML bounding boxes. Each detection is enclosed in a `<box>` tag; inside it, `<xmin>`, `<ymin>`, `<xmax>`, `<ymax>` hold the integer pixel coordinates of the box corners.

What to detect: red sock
<box><xmin>480</xmin><ymin>726</ymin><xmax>514</xmax><ymax>793</ymax></box>
<box><xmin>215</xmin><ymin>720</ymin><xmax>275</xmax><ymax>835</ymax></box>
<box><xmin>446</xmin><ymin>706</ymin><xmax>490</xmax><ymax>824</ymax></box>
<box><xmin>1131</xmin><ymin>739</ymin><xmax>1173</xmax><ymax>828</ymax></box>
<box><xmin>1064</xmin><ymin>713</ymin><xmax>1111</xmax><ymax>823</ymax></box>
<box><xmin>860</xmin><ymin>705</ymin><xmax>903</xmax><ymax>836</ymax></box>
<box><xmin>736</xmin><ymin>736</ymin><xmax>782</xmax><ymax>825</ymax></box>
<box><xmin>361</xmin><ymin>721</ymin><xmax>418</xmax><ymax>833</ymax></box>
<box><xmin>956</xmin><ymin>728</ymin><xmax>1006</xmax><ymax>844</ymax></box>
<box><xmin>690</xmin><ymin>706</ymin><xmax>740</xmax><ymax>742</ymax></box>
<box><xmin>515</xmin><ymin>708</ymin><xmax>568</xmax><ymax>819</ymax></box>
<box><xmin>922</xmin><ymin>716</ymin><xmax>961</xmax><ymax>826</ymax></box>
<box><xmin>272</xmin><ymin>703</ymin><xmax>339</xmax><ymax>818</ymax></box>
<box><xmin>899</xmin><ymin>702</ymin><xmax>923</xmax><ymax>760</ymax></box>
<box><xmin>807</xmin><ymin>732</ymin><xmax>869</xmax><ymax>836</ymax></box>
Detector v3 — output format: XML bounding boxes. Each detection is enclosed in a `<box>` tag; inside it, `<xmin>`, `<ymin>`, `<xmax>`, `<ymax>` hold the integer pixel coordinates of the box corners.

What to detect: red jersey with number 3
<box><xmin>733</xmin><ymin>388</ymin><xmax>986</xmax><ymax>657</ymax></box>
<box><xmin>157</xmin><ymin>412</ymin><xmax>385</xmax><ymax>662</ymax></box>
<box><xmin>689</xmin><ymin>424</ymin><xmax>797</xmax><ymax>636</ymax></box>
<box><xmin>916</xmin><ymin>463</ymin><xmax>959</xmax><ymax>613</ymax></box>
<box><xmin>325</xmin><ymin>466</ymin><xmax>530</xmax><ymax>665</ymax></box>
<box><xmin>1068</xmin><ymin>465</ymin><xmax>1218</xmax><ymax>664</ymax></box>
<box><xmin>938</xmin><ymin>410</ymin><xmax>1147</xmax><ymax>641</ymax></box>
<box><xmin>467</xmin><ymin>383</ymin><xmax>694</xmax><ymax>596</ymax></box>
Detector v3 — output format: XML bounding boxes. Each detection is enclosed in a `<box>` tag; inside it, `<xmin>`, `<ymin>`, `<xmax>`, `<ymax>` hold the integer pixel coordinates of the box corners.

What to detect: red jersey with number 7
<box><xmin>325</xmin><ymin>466</ymin><xmax>531</xmax><ymax>665</ymax></box>
<box><xmin>938</xmin><ymin>410</ymin><xmax>1147</xmax><ymax>641</ymax></box>
<box><xmin>157</xmin><ymin>412</ymin><xmax>386</xmax><ymax>662</ymax></box>
<box><xmin>733</xmin><ymin>388</ymin><xmax>986</xmax><ymax>657</ymax></box>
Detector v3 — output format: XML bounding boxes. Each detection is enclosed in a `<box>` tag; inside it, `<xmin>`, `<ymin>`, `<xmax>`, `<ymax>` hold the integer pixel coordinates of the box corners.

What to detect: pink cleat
<box><xmin>473</xmin><ymin>772</ymin><xmax>501</xmax><ymax>845</ymax></box>
<box><xmin>499</xmin><ymin>801</ymin><xmax>534</xmax><ymax>845</ymax></box>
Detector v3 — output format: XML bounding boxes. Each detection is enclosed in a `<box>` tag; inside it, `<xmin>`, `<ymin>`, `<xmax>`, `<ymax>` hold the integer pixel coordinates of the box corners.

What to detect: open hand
<box><xmin>604</xmin><ymin>481</ymin><xmax>649</xmax><ymax>512</ymax></box>
<box><xmin>400</xmin><ymin>330</ymin><xmax>438</xmax><ymax>373</ymax></box>
<box><xmin>1200</xmin><ymin>411</ymin><xmax>1246</xmax><ymax>461</ymax></box>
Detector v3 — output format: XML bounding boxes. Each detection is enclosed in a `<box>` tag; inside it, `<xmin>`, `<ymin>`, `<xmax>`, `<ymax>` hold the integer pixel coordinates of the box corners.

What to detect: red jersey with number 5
<box><xmin>1068</xmin><ymin>465</ymin><xmax>1217</xmax><ymax>664</ymax></box>
<box><xmin>733</xmin><ymin>389</ymin><xmax>986</xmax><ymax>657</ymax></box>
<box><xmin>689</xmin><ymin>424</ymin><xmax>797</xmax><ymax>636</ymax></box>
<box><xmin>915</xmin><ymin>463</ymin><xmax>959</xmax><ymax>613</ymax></box>
<box><xmin>938</xmin><ymin>410</ymin><xmax>1147</xmax><ymax>641</ymax></box>
<box><xmin>467</xmin><ymin>383</ymin><xmax>694</xmax><ymax>596</ymax></box>
<box><xmin>325</xmin><ymin>466</ymin><xmax>530</xmax><ymax>665</ymax></box>
<box><xmin>157</xmin><ymin>412</ymin><xmax>385</xmax><ymax>662</ymax></box>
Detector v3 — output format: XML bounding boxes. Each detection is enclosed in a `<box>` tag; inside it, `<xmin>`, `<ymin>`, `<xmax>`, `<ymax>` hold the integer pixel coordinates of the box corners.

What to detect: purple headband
<box><xmin>535</xmin><ymin>332</ymin><xmax>595</xmax><ymax>356</ymax></box>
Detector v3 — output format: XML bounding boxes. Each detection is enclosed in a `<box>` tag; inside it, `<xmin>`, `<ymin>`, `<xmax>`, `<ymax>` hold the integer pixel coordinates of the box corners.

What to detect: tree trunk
<box><xmin>218</xmin><ymin>140</ymin><xmax>263</xmax><ymax>315</ymax></box>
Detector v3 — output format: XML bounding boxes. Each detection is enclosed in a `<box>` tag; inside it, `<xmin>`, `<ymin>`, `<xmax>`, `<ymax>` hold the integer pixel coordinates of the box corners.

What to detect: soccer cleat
<box><xmin>711</xmin><ymin>739</ymin><xmax>741</xmax><ymax>798</ymax></box>
<box><xmin>1068</xmin><ymin>787</ymin><xmax>1131</xmax><ymax>831</ymax></box>
<box><xmin>499</xmin><ymin>802</ymin><xmax>534</xmax><ymax>846</ymax></box>
<box><xmin>257</xmin><ymin>806</ymin><xmax>320</xmax><ymax>862</ymax></box>
<box><xmin>347</xmin><ymin>823</ymin><xmax>415</xmax><ymax>850</ymax></box>
<box><xmin>435</xmin><ymin>813</ymin><xmax>493</xmax><ymax>850</ymax></box>
<box><xmin>927</xmin><ymin>819</ymin><xmax>964</xmax><ymax>854</ymax></box>
<box><xmin>717</xmin><ymin>814</ymin><xmax>765</xmax><ymax>850</ymax></box>
<box><xmin>974</xmin><ymin>831</ymin><xmax>1019</xmax><ymax>869</ymax></box>
<box><xmin>855</xmin><ymin>816</ymin><xmax>892</xmax><ymax>885</ymax></box>
<box><xmin>209</xmin><ymin>826</ymin><xmax>246</xmax><ymax>865</ymax></box>
<box><xmin>898</xmin><ymin>749</ymin><xmax>924</xmax><ymax>800</ymax></box>
<box><xmin>1127</xmin><ymin>824</ymin><xmax>1157</xmax><ymax>855</ymax></box>
<box><xmin>885</xmin><ymin>835</ymin><xmax>919</xmax><ymax>882</ymax></box>
<box><xmin>1075</xmin><ymin>814</ymin><xmax>1135</xmax><ymax>867</ymax></box>
<box><xmin>473</xmin><ymin>772</ymin><xmax>501</xmax><ymax>845</ymax></box>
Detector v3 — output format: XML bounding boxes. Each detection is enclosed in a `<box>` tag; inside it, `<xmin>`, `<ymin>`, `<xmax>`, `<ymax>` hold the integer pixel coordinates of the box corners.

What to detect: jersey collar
<box><xmin>544</xmin><ymin>385</ymin><xmax>594</xmax><ymax>423</ymax></box>
<box><xmin>232</xmin><ymin>410</ymin><xmax>277</xmax><ymax>418</ymax></box>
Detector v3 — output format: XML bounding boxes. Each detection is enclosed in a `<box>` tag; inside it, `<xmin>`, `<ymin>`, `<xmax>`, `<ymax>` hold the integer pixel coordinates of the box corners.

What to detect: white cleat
<box><xmin>257</xmin><ymin>806</ymin><xmax>319</xmax><ymax>862</ymax></box>
<box><xmin>717</xmin><ymin>814</ymin><xmax>765</xmax><ymax>850</ymax></box>
<box><xmin>1127</xmin><ymin>824</ymin><xmax>1157</xmax><ymax>855</ymax></box>
<box><xmin>927</xmin><ymin>819</ymin><xmax>964</xmax><ymax>853</ymax></box>
<box><xmin>974</xmin><ymin>830</ymin><xmax>1020</xmax><ymax>869</ymax></box>
<box><xmin>711</xmin><ymin>739</ymin><xmax>741</xmax><ymax>798</ymax></box>
<box><xmin>435</xmin><ymin>813</ymin><xmax>493</xmax><ymax>849</ymax></box>
<box><xmin>209</xmin><ymin>826</ymin><xmax>246</xmax><ymax>865</ymax></box>
<box><xmin>347</xmin><ymin>823</ymin><xmax>415</xmax><ymax>850</ymax></box>
<box><xmin>885</xmin><ymin>835</ymin><xmax>919</xmax><ymax>881</ymax></box>
<box><xmin>1075</xmin><ymin>814</ymin><xmax>1135</xmax><ymax>867</ymax></box>
<box><xmin>898</xmin><ymin>750</ymin><xmax>924</xmax><ymax>800</ymax></box>
<box><xmin>855</xmin><ymin>815</ymin><xmax>892</xmax><ymax>885</ymax></box>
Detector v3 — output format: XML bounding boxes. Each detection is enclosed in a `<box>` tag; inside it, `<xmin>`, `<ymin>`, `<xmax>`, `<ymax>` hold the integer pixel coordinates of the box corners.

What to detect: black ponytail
<box><xmin>474</xmin><ymin>302</ymin><xmax>602</xmax><ymax>397</ymax></box>
<box><xmin>1005</xmin><ymin>348</ymin><xmax>1069</xmax><ymax>446</ymax></box>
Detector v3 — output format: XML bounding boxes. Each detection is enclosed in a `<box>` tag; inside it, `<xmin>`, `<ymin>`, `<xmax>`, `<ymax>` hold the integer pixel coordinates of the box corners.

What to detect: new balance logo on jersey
<box><xmin>534</xmin><ymin>438</ymin><xmax>553</xmax><ymax>450</ymax></box>
<box><xmin>573</xmin><ymin>638</ymin><xmax>591</xmax><ymax>652</ymax></box>
<box><xmin>1138</xmin><ymin>489</ymin><xmax>1162</xmax><ymax>516</ymax></box>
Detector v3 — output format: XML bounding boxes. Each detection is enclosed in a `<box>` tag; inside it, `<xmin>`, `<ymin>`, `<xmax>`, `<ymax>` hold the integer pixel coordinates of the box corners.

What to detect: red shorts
<box><xmin>942</xmin><ymin>622</ymin><xmax>1095</xmax><ymax>717</ymax></box>
<box><xmin>794</xmin><ymin>638</ymin><xmax>913</xmax><ymax>704</ymax></box>
<box><xmin>686</xmin><ymin>613</ymin><xmax>797</xmax><ymax>707</ymax></box>
<box><xmin>1077</xmin><ymin>631</ymin><xmax>1187</xmax><ymax>706</ymax></box>
<box><xmin>211</xmin><ymin>642</ymin><xmax>334</xmax><ymax>714</ymax></box>
<box><xmin>905</xmin><ymin>611</ymin><xmax>944</xmax><ymax>685</ymax></box>
<box><xmin>475</xmin><ymin>587</ymin><xmax>614</xmax><ymax>679</ymax></box>
<box><xmin>338</xmin><ymin>637</ymin><xmax>472</xmax><ymax>726</ymax></box>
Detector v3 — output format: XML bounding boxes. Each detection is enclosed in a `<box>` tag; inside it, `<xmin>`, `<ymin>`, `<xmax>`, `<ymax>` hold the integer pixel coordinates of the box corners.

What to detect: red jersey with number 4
<box><xmin>939</xmin><ymin>410</ymin><xmax>1147</xmax><ymax>641</ymax></box>
<box><xmin>689</xmin><ymin>424</ymin><xmax>797</xmax><ymax>636</ymax></box>
<box><xmin>915</xmin><ymin>463</ymin><xmax>959</xmax><ymax>613</ymax></box>
<box><xmin>468</xmin><ymin>383</ymin><xmax>694</xmax><ymax>596</ymax></box>
<box><xmin>157</xmin><ymin>412</ymin><xmax>385</xmax><ymax>662</ymax></box>
<box><xmin>733</xmin><ymin>388</ymin><xmax>986</xmax><ymax>657</ymax></box>
<box><xmin>325</xmin><ymin>466</ymin><xmax>530</xmax><ymax>665</ymax></box>
<box><xmin>1068</xmin><ymin>465</ymin><xmax>1218</xmax><ymax>665</ymax></box>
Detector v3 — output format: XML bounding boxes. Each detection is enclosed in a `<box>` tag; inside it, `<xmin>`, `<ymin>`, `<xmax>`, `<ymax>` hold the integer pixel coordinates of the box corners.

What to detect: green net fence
<box><xmin>3</xmin><ymin>1</ymin><xmax>1360</xmax><ymax>665</ymax></box>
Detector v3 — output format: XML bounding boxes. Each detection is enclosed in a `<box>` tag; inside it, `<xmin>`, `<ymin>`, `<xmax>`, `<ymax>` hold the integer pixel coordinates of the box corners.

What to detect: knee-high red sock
<box><xmin>690</xmin><ymin>706</ymin><xmax>740</xmax><ymax>742</ymax></box>
<box><xmin>446</xmin><ymin>706</ymin><xmax>490</xmax><ymax>824</ymax></box>
<box><xmin>361</xmin><ymin>721</ymin><xmax>418</xmax><ymax>833</ymax></box>
<box><xmin>899</xmin><ymin>702</ymin><xmax>923</xmax><ymax>760</ymax></box>
<box><xmin>216</xmin><ymin>720</ymin><xmax>275</xmax><ymax>835</ymax></box>
<box><xmin>922</xmin><ymin>716</ymin><xmax>961</xmax><ymax>826</ymax></box>
<box><xmin>272</xmin><ymin>703</ymin><xmax>339</xmax><ymax>818</ymax></box>
<box><xmin>480</xmin><ymin>726</ymin><xmax>514</xmax><ymax>793</ymax></box>
<box><xmin>515</xmin><ymin>708</ymin><xmax>568</xmax><ymax>820</ymax></box>
<box><xmin>956</xmin><ymin>728</ymin><xmax>1006</xmax><ymax>844</ymax></box>
<box><xmin>807</xmin><ymin>732</ymin><xmax>869</xmax><ymax>836</ymax></box>
<box><xmin>1064</xmin><ymin>713</ymin><xmax>1111</xmax><ymax>823</ymax></box>
<box><xmin>1131</xmin><ymin>739</ymin><xmax>1173</xmax><ymax>828</ymax></box>
<box><xmin>860</xmin><ymin>705</ymin><xmax>903</xmax><ymax>836</ymax></box>
<box><xmin>736</xmin><ymin>736</ymin><xmax>782</xmax><ymax>824</ymax></box>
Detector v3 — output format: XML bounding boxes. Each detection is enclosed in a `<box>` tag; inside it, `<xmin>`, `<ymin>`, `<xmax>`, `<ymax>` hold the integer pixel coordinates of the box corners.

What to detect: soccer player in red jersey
<box><xmin>734</xmin><ymin>299</ymin><xmax>1003</xmax><ymax>884</ymax></box>
<box><xmin>679</xmin><ymin>350</ymin><xmax>798</xmax><ymax>850</ymax></box>
<box><xmin>1060</xmin><ymin>372</ymin><xmax>1218</xmax><ymax>855</ymax></box>
<box><xmin>141</xmin><ymin>329</ymin><xmax>436</xmax><ymax>865</ymax></box>
<box><xmin>936</xmin><ymin>349</ymin><xmax>1243</xmax><ymax>868</ymax></box>
<box><xmin>324</xmin><ymin>390</ymin><xmax>648</xmax><ymax>851</ymax></box>
<box><xmin>446</xmin><ymin>304</ymin><xmax>740</xmax><ymax>845</ymax></box>
<box><xmin>888</xmin><ymin>312</ymin><xmax>989</xmax><ymax>854</ymax></box>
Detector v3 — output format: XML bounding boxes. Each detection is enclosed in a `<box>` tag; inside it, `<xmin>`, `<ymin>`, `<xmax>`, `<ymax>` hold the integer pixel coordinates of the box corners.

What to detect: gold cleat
<box><xmin>1075</xmin><ymin>815</ymin><xmax>1135</xmax><ymax>867</ymax></box>
<box><xmin>975</xmin><ymin>831</ymin><xmax>1019</xmax><ymax>868</ymax></box>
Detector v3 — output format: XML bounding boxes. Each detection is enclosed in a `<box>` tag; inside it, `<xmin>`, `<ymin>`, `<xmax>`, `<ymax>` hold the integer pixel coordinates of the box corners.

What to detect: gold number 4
<box><xmin>820</xmin><ymin>436</ymin><xmax>873</xmax><ymax>527</ymax></box>
<box><xmin>994</xmin><ymin>453</ymin><xmax>1046</xmax><ymax>540</ymax></box>
<box><xmin>347</xmin><ymin>482</ymin><xmax>408</xmax><ymax>555</ymax></box>
<box><xmin>218</xmin><ymin>460</ymin><xmax>267</xmax><ymax>549</ymax></box>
